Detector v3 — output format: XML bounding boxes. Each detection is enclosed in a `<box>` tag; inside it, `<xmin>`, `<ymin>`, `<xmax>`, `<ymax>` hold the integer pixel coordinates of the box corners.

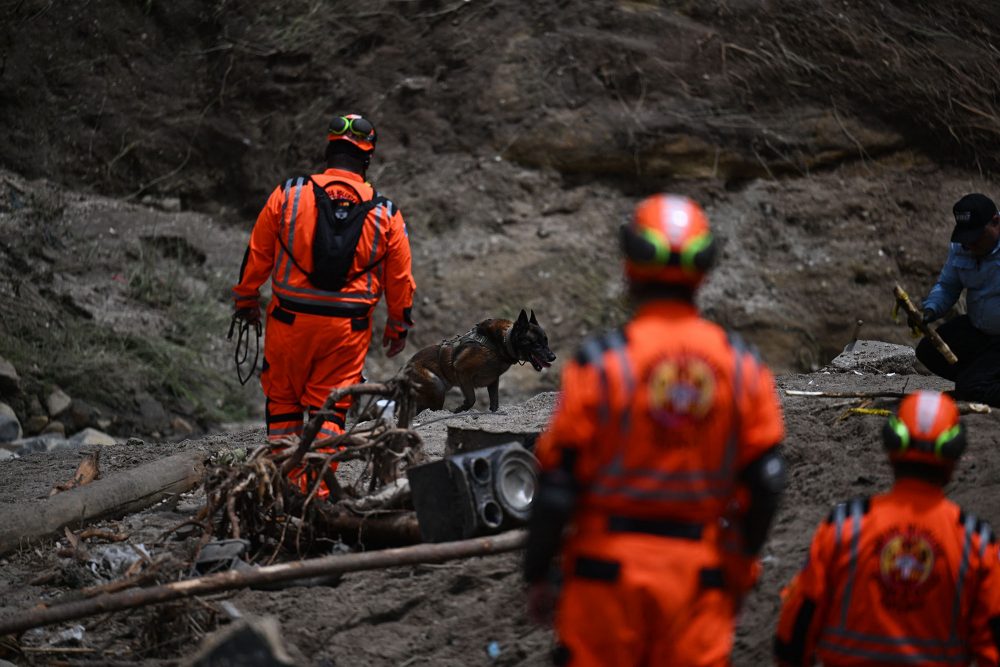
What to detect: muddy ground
<box><xmin>3</xmin><ymin>366</ymin><xmax>1000</xmax><ymax>666</ymax></box>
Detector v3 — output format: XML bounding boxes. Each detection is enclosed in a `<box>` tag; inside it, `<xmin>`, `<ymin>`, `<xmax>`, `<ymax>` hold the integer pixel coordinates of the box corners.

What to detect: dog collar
<box><xmin>502</xmin><ymin>327</ymin><xmax>519</xmax><ymax>364</ymax></box>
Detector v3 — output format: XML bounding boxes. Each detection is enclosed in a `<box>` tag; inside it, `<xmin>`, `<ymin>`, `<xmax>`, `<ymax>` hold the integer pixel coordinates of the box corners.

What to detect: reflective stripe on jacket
<box><xmin>232</xmin><ymin>168</ymin><xmax>415</xmax><ymax>330</ymax></box>
<box><xmin>534</xmin><ymin>300</ymin><xmax>785</xmax><ymax>526</ymax></box>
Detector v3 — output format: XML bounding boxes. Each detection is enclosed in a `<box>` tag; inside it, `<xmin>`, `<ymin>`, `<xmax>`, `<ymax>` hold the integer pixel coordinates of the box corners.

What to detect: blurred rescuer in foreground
<box><xmin>774</xmin><ymin>390</ymin><xmax>1000</xmax><ymax>667</ymax></box>
<box><xmin>232</xmin><ymin>114</ymin><xmax>415</xmax><ymax>497</ymax></box>
<box><xmin>524</xmin><ymin>193</ymin><xmax>787</xmax><ymax>666</ymax></box>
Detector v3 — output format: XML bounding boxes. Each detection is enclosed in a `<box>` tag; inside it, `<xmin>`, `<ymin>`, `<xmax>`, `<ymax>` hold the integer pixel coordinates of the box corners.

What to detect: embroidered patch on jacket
<box><xmin>647</xmin><ymin>355</ymin><xmax>716</xmax><ymax>427</ymax></box>
<box><xmin>874</xmin><ymin>526</ymin><xmax>942</xmax><ymax>611</ymax></box>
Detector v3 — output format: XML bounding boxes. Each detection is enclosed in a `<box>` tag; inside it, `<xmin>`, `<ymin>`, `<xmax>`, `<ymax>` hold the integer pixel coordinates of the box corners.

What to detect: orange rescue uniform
<box><xmin>233</xmin><ymin>168</ymin><xmax>415</xmax><ymax>443</ymax></box>
<box><xmin>534</xmin><ymin>301</ymin><xmax>785</xmax><ymax>666</ymax></box>
<box><xmin>774</xmin><ymin>478</ymin><xmax>1000</xmax><ymax>666</ymax></box>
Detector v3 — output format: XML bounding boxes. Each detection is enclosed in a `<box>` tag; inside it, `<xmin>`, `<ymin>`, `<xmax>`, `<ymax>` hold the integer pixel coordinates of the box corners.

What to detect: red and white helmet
<box><xmin>620</xmin><ymin>194</ymin><xmax>718</xmax><ymax>288</ymax></box>
<box><xmin>327</xmin><ymin>113</ymin><xmax>377</xmax><ymax>152</ymax></box>
<box><xmin>883</xmin><ymin>391</ymin><xmax>967</xmax><ymax>466</ymax></box>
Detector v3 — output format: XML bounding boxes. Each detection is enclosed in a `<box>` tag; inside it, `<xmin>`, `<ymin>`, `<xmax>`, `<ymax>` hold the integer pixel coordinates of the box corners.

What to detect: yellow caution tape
<box><xmin>848</xmin><ymin>407</ymin><xmax>892</xmax><ymax>416</ymax></box>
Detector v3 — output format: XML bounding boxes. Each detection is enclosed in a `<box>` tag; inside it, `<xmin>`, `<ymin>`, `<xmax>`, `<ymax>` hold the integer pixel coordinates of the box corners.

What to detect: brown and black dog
<box><xmin>404</xmin><ymin>309</ymin><xmax>556</xmax><ymax>414</ymax></box>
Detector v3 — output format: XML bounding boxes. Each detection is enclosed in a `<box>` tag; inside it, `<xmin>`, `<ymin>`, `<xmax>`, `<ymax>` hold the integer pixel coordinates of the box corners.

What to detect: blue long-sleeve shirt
<box><xmin>924</xmin><ymin>241</ymin><xmax>1000</xmax><ymax>335</ymax></box>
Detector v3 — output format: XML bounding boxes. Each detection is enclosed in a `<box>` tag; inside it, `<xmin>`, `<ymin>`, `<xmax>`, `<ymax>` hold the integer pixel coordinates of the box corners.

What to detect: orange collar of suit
<box><xmin>321</xmin><ymin>167</ymin><xmax>367</xmax><ymax>184</ymax></box>
<box><xmin>313</xmin><ymin>168</ymin><xmax>374</xmax><ymax>203</ymax></box>
<box><xmin>890</xmin><ymin>476</ymin><xmax>946</xmax><ymax>499</ymax></box>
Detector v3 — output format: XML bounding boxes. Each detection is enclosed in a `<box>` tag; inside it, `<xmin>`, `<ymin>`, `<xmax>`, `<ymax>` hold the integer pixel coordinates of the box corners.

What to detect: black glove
<box><xmin>922</xmin><ymin>309</ymin><xmax>936</xmax><ymax>325</ymax></box>
<box><xmin>235</xmin><ymin>306</ymin><xmax>261</xmax><ymax>327</ymax></box>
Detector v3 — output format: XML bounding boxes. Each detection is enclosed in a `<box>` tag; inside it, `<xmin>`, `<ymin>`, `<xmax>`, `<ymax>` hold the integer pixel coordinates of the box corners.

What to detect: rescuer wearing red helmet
<box><xmin>775</xmin><ymin>391</ymin><xmax>1000</xmax><ymax>667</ymax></box>
<box><xmin>232</xmin><ymin>113</ymin><xmax>415</xmax><ymax>497</ymax></box>
<box><xmin>525</xmin><ymin>194</ymin><xmax>787</xmax><ymax>666</ymax></box>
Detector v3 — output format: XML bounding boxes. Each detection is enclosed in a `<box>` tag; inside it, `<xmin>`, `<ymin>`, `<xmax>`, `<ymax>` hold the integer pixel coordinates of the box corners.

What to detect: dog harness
<box><xmin>438</xmin><ymin>323</ymin><xmax>520</xmax><ymax>368</ymax></box>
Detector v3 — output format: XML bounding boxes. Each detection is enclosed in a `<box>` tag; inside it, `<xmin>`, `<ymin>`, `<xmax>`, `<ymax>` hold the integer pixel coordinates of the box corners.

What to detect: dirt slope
<box><xmin>4</xmin><ymin>2</ymin><xmax>1000</xmax><ymax>419</ymax></box>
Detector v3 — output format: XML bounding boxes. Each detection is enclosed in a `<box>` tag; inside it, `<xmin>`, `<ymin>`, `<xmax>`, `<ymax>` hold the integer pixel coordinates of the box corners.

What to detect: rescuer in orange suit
<box><xmin>524</xmin><ymin>194</ymin><xmax>787</xmax><ymax>666</ymax></box>
<box><xmin>232</xmin><ymin>113</ymin><xmax>415</xmax><ymax>494</ymax></box>
<box><xmin>774</xmin><ymin>390</ymin><xmax>1000</xmax><ymax>667</ymax></box>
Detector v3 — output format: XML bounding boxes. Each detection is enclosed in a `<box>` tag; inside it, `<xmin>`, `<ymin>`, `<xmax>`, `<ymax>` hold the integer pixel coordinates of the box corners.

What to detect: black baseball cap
<box><xmin>951</xmin><ymin>193</ymin><xmax>999</xmax><ymax>244</ymax></box>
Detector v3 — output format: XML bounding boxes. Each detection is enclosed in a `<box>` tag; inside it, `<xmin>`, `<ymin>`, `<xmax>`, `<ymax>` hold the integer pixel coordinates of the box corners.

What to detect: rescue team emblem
<box><xmin>874</xmin><ymin>526</ymin><xmax>941</xmax><ymax>611</ymax></box>
<box><xmin>647</xmin><ymin>356</ymin><xmax>716</xmax><ymax>427</ymax></box>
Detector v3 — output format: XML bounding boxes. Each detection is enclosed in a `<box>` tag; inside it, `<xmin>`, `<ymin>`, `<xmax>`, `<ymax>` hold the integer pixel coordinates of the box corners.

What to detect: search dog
<box><xmin>404</xmin><ymin>309</ymin><xmax>556</xmax><ymax>414</ymax></box>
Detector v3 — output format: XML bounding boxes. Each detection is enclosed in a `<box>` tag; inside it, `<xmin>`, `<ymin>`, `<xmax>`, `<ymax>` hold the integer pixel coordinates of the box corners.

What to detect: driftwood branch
<box><xmin>0</xmin><ymin>530</ymin><xmax>528</xmax><ymax>636</ymax></box>
<box><xmin>0</xmin><ymin>450</ymin><xmax>204</xmax><ymax>557</ymax></box>
<box><xmin>283</xmin><ymin>382</ymin><xmax>396</xmax><ymax>475</ymax></box>
<box><xmin>49</xmin><ymin>449</ymin><xmax>101</xmax><ymax>496</ymax></box>
<box><xmin>785</xmin><ymin>390</ymin><xmax>990</xmax><ymax>414</ymax></box>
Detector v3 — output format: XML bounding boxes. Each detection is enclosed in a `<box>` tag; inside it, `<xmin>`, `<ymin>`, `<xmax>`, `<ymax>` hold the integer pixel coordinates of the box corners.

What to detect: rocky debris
<box><xmin>45</xmin><ymin>387</ymin><xmax>72</xmax><ymax>419</ymax></box>
<box><xmin>829</xmin><ymin>340</ymin><xmax>917</xmax><ymax>375</ymax></box>
<box><xmin>0</xmin><ymin>380</ymin><xmax>123</xmax><ymax>451</ymax></box>
<box><xmin>184</xmin><ymin>616</ymin><xmax>299</xmax><ymax>667</ymax></box>
<box><xmin>0</xmin><ymin>402</ymin><xmax>21</xmax><ymax>443</ymax></box>
<box><xmin>41</xmin><ymin>420</ymin><xmax>66</xmax><ymax>437</ymax></box>
<box><xmin>71</xmin><ymin>428</ymin><xmax>117</xmax><ymax>447</ymax></box>
<box><xmin>0</xmin><ymin>356</ymin><xmax>18</xmax><ymax>395</ymax></box>
<box><xmin>23</xmin><ymin>414</ymin><xmax>49</xmax><ymax>435</ymax></box>
<box><xmin>1</xmin><ymin>427</ymin><xmax>116</xmax><ymax>458</ymax></box>
<box><xmin>136</xmin><ymin>392</ymin><xmax>170</xmax><ymax>436</ymax></box>
<box><xmin>7</xmin><ymin>433</ymin><xmax>75</xmax><ymax>456</ymax></box>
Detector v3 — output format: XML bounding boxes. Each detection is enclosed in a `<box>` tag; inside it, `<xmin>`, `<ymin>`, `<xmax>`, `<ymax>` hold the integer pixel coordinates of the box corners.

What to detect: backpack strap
<box><xmin>275</xmin><ymin>176</ymin><xmax>390</xmax><ymax>287</ymax></box>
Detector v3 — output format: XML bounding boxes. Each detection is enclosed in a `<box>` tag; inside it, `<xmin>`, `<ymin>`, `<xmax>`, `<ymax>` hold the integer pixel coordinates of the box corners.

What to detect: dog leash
<box><xmin>227</xmin><ymin>314</ymin><xmax>262</xmax><ymax>385</ymax></box>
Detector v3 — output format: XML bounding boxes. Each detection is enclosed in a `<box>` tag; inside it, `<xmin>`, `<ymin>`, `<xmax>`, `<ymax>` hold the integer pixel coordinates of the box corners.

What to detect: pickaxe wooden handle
<box><xmin>893</xmin><ymin>283</ymin><xmax>958</xmax><ymax>364</ymax></box>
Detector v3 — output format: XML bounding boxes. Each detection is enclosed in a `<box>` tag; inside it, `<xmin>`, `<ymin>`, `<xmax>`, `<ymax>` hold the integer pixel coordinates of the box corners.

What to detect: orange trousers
<box><xmin>555</xmin><ymin>531</ymin><xmax>737</xmax><ymax>667</ymax></box>
<box><xmin>262</xmin><ymin>302</ymin><xmax>371</xmax><ymax>497</ymax></box>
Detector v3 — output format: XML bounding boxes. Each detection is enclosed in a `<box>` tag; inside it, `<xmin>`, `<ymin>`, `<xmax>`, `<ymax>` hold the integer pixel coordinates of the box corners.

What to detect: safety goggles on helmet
<box><xmin>327</xmin><ymin>114</ymin><xmax>376</xmax><ymax>151</ymax></box>
<box><xmin>621</xmin><ymin>194</ymin><xmax>718</xmax><ymax>287</ymax></box>
<box><xmin>882</xmin><ymin>391</ymin><xmax>967</xmax><ymax>466</ymax></box>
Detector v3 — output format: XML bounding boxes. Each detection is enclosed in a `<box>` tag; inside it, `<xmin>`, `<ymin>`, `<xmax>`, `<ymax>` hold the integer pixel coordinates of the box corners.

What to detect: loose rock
<box><xmin>0</xmin><ymin>402</ymin><xmax>22</xmax><ymax>443</ymax></box>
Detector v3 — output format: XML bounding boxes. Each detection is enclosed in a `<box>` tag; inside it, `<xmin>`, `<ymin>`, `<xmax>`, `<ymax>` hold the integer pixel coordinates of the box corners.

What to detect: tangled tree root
<box><xmin>195</xmin><ymin>379</ymin><xmax>425</xmax><ymax>560</ymax></box>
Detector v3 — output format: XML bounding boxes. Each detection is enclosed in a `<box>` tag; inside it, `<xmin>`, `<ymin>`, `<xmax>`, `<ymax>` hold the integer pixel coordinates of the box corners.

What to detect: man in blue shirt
<box><xmin>917</xmin><ymin>193</ymin><xmax>1000</xmax><ymax>406</ymax></box>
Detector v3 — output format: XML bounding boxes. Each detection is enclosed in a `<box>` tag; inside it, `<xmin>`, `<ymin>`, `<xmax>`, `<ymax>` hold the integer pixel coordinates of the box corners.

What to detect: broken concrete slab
<box><xmin>830</xmin><ymin>340</ymin><xmax>916</xmax><ymax>375</ymax></box>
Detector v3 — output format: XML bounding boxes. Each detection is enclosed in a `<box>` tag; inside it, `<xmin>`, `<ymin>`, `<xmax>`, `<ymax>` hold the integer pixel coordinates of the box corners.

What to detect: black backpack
<box><xmin>279</xmin><ymin>177</ymin><xmax>389</xmax><ymax>292</ymax></box>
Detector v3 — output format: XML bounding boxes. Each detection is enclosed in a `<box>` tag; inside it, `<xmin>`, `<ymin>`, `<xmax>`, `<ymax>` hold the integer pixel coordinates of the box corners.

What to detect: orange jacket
<box><xmin>535</xmin><ymin>300</ymin><xmax>785</xmax><ymax>528</ymax></box>
<box><xmin>774</xmin><ymin>478</ymin><xmax>1000</xmax><ymax>667</ymax></box>
<box><xmin>233</xmin><ymin>169</ymin><xmax>415</xmax><ymax>336</ymax></box>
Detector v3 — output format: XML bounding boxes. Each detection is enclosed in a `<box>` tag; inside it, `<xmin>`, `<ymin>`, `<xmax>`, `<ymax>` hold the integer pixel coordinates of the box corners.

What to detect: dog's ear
<box><xmin>516</xmin><ymin>309</ymin><xmax>529</xmax><ymax>327</ymax></box>
<box><xmin>529</xmin><ymin>310</ymin><xmax>538</xmax><ymax>325</ymax></box>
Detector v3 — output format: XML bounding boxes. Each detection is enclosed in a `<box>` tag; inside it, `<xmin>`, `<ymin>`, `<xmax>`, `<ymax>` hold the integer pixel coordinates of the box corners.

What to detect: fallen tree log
<box><xmin>784</xmin><ymin>390</ymin><xmax>990</xmax><ymax>414</ymax></box>
<box><xmin>0</xmin><ymin>450</ymin><xmax>205</xmax><ymax>557</ymax></box>
<box><xmin>0</xmin><ymin>529</ymin><xmax>527</xmax><ymax>636</ymax></box>
<box><xmin>784</xmin><ymin>389</ymin><xmax>907</xmax><ymax>399</ymax></box>
<box><xmin>309</xmin><ymin>506</ymin><xmax>421</xmax><ymax>549</ymax></box>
